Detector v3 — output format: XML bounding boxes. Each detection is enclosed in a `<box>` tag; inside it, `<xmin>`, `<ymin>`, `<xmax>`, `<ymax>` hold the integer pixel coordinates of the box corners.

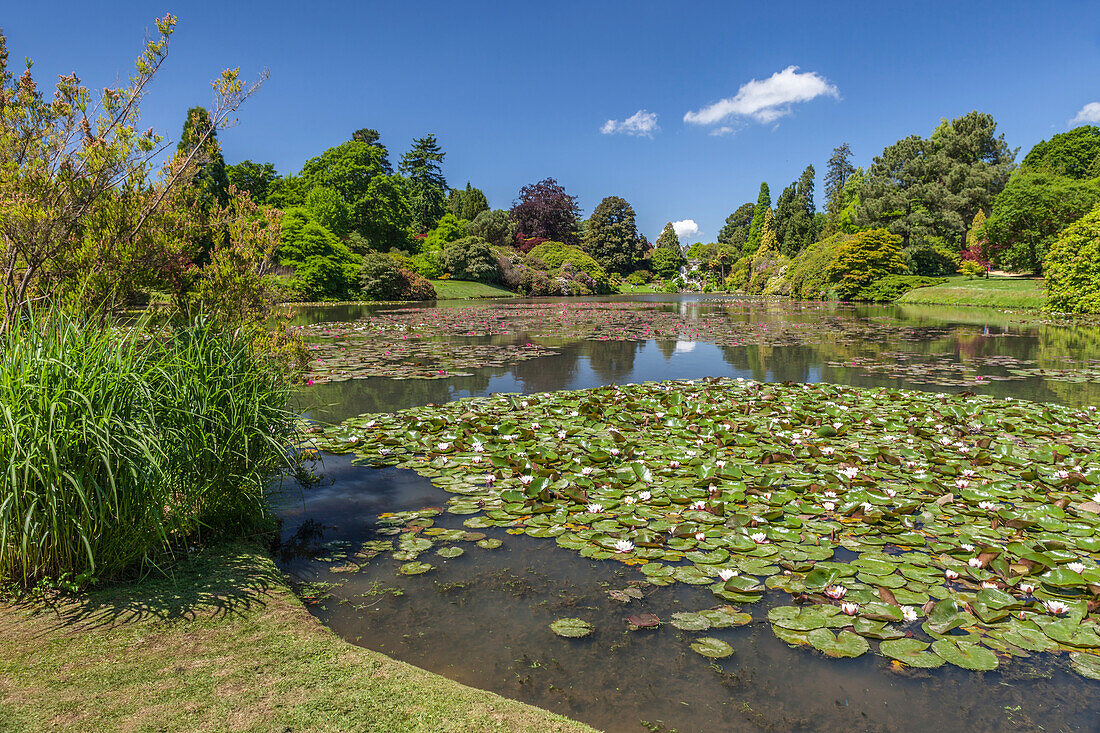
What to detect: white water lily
<box><xmin>824</xmin><ymin>585</ymin><xmax>847</xmax><ymax>600</ymax></box>
<box><xmin>978</xmin><ymin>501</ymin><xmax>998</xmax><ymax>511</ymax></box>
<box><xmin>586</xmin><ymin>503</ymin><xmax>603</xmax><ymax>513</ymax></box>
<box><xmin>1093</xmin><ymin>492</ymin><xmax>1100</xmax><ymax>503</ymax></box>
<box><xmin>945</xmin><ymin>569</ymin><xmax>960</xmax><ymax>580</ymax></box>
<box><xmin>695</xmin><ymin>532</ymin><xmax>706</xmax><ymax>541</ymax></box>
<box><xmin>614</xmin><ymin>540</ymin><xmax>634</xmax><ymax>553</ymax></box>
<box><xmin>472</xmin><ymin>456</ymin><xmax>482</xmax><ymax>464</ymax></box>
<box><xmin>485</xmin><ymin>474</ymin><xmax>496</xmax><ymax>484</ymax></box>
<box><xmin>860</xmin><ymin>502</ymin><xmax>875</xmax><ymax>513</ymax></box>
<box><xmin>690</xmin><ymin>500</ymin><xmax>707</xmax><ymax>510</ymax></box>
<box><xmin>472</xmin><ymin>442</ymin><xmax>485</xmax><ymax>452</ymax></box>
<box><xmin>750</xmin><ymin>532</ymin><xmax>768</xmax><ymax>544</ymax></box>
<box><xmin>901</xmin><ymin>606</ymin><xmax>918</xmax><ymax>622</ymax></box>
<box><xmin>1055</xmin><ymin>469</ymin><xmax>1070</xmax><ymax>480</ymax></box>
<box><xmin>623</xmin><ymin>496</ymin><xmax>637</xmax><ymax>505</ymax></box>
<box><xmin>1044</xmin><ymin>599</ymin><xmax>1070</xmax><ymax>615</ymax></box>
<box><xmin>378</xmin><ymin>448</ymin><xmax>392</xmax><ymax>455</ymax></box>
<box><xmin>822</xmin><ymin>501</ymin><xmax>835</xmax><ymax>511</ymax></box>
<box><xmin>1067</xmin><ymin>562</ymin><xmax>1086</xmax><ymax>574</ymax></box>
<box><xmin>968</xmin><ymin>557</ymin><xmax>983</xmax><ymax>568</ymax></box>
<box><xmin>347</xmin><ymin>436</ymin><xmax>360</xmax><ymax>444</ymax></box>
<box><xmin>556</xmin><ymin>430</ymin><xmax>567</xmax><ymax>439</ymax></box>
<box><xmin>962</xmin><ymin>469</ymin><xmax>976</xmax><ymax>477</ymax></box>
<box><xmin>610</xmin><ymin>448</ymin><xmax>620</xmax><ymax>456</ymax></box>
<box><xmin>961</xmin><ymin>543</ymin><xmax>975</xmax><ymax>552</ymax></box>
<box><xmin>1019</xmin><ymin>583</ymin><xmax>1035</xmax><ymax>594</ymax></box>
<box><xmin>821</xmin><ymin>447</ymin><xmax>835</xmax><ymax>456</ymax></box>
<box><xmin>708</xmin><ymin>484</ymin><xmax>719</xmax><ymax>495</ymax></box>
<box><xmin>716</xmin><ymin>460</ymin><xmax>726</xmax><ymax>468</ymax></box>
<box><xmin>718</xmin><ymin>568</ymin><xmax>739</xmax><ymax>581</ymax></box>
<box><xmin>531</xmin><ymin>422</ymin><xmax>541</xmax><ymax>430</ymax></box>
<box><xmin>833</xmin><ymin>422</ymin><xmax>844</xmax><ymax>430</ymax></box>
<box><xmin>669</xmin><ymin>460</ymin><xmax>681</xmax><ymax>468</ymax></box>
<box><xmin>638</xmin><ymin>491</ymin><xmax>652</xmax><ymax>501</ymax></box>
<box><xmin>824</xmin><ymin>490</ymin><xmax>837</xmax><ymax>499</ymax></box>
<box><xmin>580</xmin><ymin>466</ymin><xmax>594</xmax><ymax>475</ymax></box>
<box><xmin>519</xmin><ymin>475</ymin><xmax>533</xmax><ymax>485</ymax></box>
<box><xmin>955</xmin><ymin>479</ymin><xmax>970</xmax><ymax>489</ymax></box>
<box><xmin>841</xmin><ymin>602</ymin><xmax>859</xmax><ymax>616</ymax></box>
<box><xmin>981</xmin><ymin>581</ymin><xmax>999</xmax><ymax>589</ymax></box>
<box><xmin>840</xmin><ymin>467</ymin><xmax>859</xmax><ymax>480</ymax></box>
<box><xmin>884</xmin><ymin>488</ymin><xmax>897</xmax><ymax>498</ymax></box>
<box><xmin>940</xmin><ymin>437</ymin><xmax>953</xmax><ymax>445</ymax></box>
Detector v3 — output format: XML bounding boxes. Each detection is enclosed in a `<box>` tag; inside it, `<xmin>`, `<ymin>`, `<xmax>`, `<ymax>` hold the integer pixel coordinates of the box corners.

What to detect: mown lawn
<box><xmin>0</xmin><ymin>543</ymin><xmax>592</xmax><ymax>733</ymax></box>
<box><xmin>897</xmin><ymin>275</ymin><xmax>1046</xmax><ymax>309</ymax></box>
<box><xmin>431</xmin><ymin>279</ymin><xmax>515</xmax><ymax>299</ymax></box>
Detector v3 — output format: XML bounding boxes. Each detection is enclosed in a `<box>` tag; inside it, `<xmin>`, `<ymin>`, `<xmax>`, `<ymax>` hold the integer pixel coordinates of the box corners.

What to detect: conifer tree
<box><xmin>745</xmin><ymin>182</ymin><xmax>771</xmax><ymax>252</ymax></box>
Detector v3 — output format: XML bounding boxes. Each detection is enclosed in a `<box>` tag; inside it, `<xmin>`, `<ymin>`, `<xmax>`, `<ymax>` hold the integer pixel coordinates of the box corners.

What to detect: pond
<box><xmin>275</xmin><ymin>295</ymin><xmax>1100</xmax><ymax>732</ymax></box>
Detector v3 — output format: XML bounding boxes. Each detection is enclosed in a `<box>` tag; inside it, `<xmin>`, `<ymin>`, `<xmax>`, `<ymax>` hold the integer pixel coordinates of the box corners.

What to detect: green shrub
<box><xmin>905</xmin><ymin>241</ymin><xmax>960</xmax><ymax>276</ymax></box>
<box><xmin>358</xmin><ymin>252</ymin><xmax>437</xmax><ymax>301</ymax></box>
<box><xmin>524</xmin><ymin>241</ymin><xmax>611</xmax><ymax>294</ymax></box>
<box><xmin>526</xmin><ymin>241</ymin><xmax>606</xmax><ymax>277</ymax></box>
<box><xmin>783</xmin><ymin>235</ymin><xmax>844</xmax><ymax>299</ymax></box>
<box><xmin>0</xmin><ymin>312</ymin><xmax>295</xmax><ymax>585</ymax></box>
<box><xmin>1044</xmin><ymin>203</ymin><xmax>1100</xmax><ymax>313</ymax></box>
<box><xmin>441</xmin><ymin>236</ymin><xmax>500</xmax><ymax>282</ymax></box>
<box><xmin>825</xmin><ymin>228</ymin><xmax>907</xmax><ymax>300</ymax></box>
<box><xmin>856</xmin><ymin>275</ymin><xmax>947</xmax><ymax>302</ymax></box>
<box><xmin>279</xmin><ymin>208</ymin><xmax>360</xmax><ymax>300</ymax></box>
<box><xmin>959</xmin><ymin>260</ymin><xmax>987</xmax><ymax>279</ymax></box>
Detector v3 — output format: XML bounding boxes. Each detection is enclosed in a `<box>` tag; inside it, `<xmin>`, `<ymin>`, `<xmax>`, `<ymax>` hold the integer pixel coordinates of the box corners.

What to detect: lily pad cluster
<box><xmin>306</xmin><ymin>378</ymin><xmax>1100</xmax><ymax>677</ymax></box>
<box><xmin>828</xmin><ymin>351</ymin><xmax>1100</xmax><ymax>389</ymax></box>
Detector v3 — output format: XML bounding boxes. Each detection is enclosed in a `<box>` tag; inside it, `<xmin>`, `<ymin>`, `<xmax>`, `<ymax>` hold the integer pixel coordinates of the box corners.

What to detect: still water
<box><xmin>275</xmin><ymin>295</ymin><xmax>1100</xmax><ymax>732</ymax></box>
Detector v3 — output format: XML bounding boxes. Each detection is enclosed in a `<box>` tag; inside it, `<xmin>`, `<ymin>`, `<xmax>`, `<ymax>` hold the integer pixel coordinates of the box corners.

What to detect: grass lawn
<box><xmin>896</xmin><ymin>275</ymin><xmax>1047</xmax><ymax>309</ymax></box>
<box><xmin>430</xmin><ymin>279</ymin><xmax>515</xmax><ymax>300</ymax></box>
<box><xmin>0</xmin><ymin>542</ymin><xmax>592</xmax><ymax>733</ymax></box>
<box><xmin>616</xmin><ymin>283</ymin><xmax>664</xmax><ymax>294</ymax></box>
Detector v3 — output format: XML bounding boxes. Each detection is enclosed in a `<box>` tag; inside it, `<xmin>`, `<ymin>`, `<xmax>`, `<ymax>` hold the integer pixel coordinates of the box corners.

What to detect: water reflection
<box><xmin>280</xmin><ymin>295</ymin><xmax>1100</xmax><ymax>732</ymax></box>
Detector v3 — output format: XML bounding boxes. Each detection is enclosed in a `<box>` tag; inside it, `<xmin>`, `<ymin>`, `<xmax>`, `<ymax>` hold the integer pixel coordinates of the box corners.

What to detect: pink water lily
<box><xmin>841</xmin><ymin>602</ymin><xmax>859</xmax><ymax>615</ymax></box>
<box><xmin>824</xmin><ymin>585</ymin><xmax>847</xmax><ymax>600</ymax></box>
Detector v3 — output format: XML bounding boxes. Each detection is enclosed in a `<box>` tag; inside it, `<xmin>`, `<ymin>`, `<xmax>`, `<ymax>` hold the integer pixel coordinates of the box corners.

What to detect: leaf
<box><xmin>550</xmin><ymin>618</ymin><xmax>595</xmax><ymax>638</ymax></box>
<box><xmin>670</xmin><ymin>612</ymin><xmax>712</xmax><ymax>631</ymax></box>
<box><xmin>807</xmin><ymin>628</ymin><xmax>869</xmax><ymax>658</ymax></box>
<box><xmin>879</xmin><ymin>638</ymin><xmax>945</xmax><ymax>668</ymax></box>
<box><xmin>398</xmin><ymin>561</ymin><xmax>433</xmax><ymax>576</ymax></box>
<box><xmin>690</xmin><ymin>637</ymin><xmax>734</xmax><ymax>659</ymax></box>
<box><xmin>931</xmin><ymin>639</ymin><xmax>998</xmax><ymax>671</ymax></box>
<box><xmin>627</xmin><ymin>613</ymin><xmax>661</xmax><ymax>629</ymax></box>
<box><xmin>1070</xmin><ymin>651</ymin><xmax>1100</xmax><ymax>680</ymax></box>
<box><xmin>435</xmin><ymin>546</ymin><xmax>464</xmax><ymax>558</ymax></box>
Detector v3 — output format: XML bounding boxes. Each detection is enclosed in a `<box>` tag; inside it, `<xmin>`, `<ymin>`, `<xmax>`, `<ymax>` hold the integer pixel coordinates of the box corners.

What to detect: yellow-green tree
<box><xmin>824</xmin><ymin>228</ymin><xmax>906</xmax><ymax>299</ymax></box>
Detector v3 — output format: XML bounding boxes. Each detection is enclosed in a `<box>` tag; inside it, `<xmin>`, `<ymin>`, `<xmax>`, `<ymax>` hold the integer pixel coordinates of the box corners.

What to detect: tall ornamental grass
<box><xmin>0</xmin><ymin>312</ymin><xmax>296</xmax><ymax>585</ymax></box>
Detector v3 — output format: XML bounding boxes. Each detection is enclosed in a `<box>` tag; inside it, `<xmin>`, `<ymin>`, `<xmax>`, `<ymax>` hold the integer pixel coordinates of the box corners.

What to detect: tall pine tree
<box><xmin>655</xmin><ymin>222</ymin><xmax>681</xmax><ymax>251</ymax></box>
<box><xmin>400</xmin><ymin>134</ymin><xmax>448</xmax><ymax>232</ymax></box>
<box><xmin>745</xmin><ymin>182</ymin><xmax>771</xmax><ymax>254</ymax></box>
<box><xmin>824</xmin><ymin>143</ymin><xmax>855</xmax><ymax>223</ymax></box>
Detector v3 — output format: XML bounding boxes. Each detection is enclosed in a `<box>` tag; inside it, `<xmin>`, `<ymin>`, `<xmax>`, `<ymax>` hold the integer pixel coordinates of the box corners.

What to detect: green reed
<box><xmin>0</xmin><ymin>310</ymin><xmax>296</xmax><ymax>585</ymax></box>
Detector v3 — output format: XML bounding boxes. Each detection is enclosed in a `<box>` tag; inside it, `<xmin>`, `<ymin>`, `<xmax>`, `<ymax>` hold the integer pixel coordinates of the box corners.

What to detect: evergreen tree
<box><xmin>824</xmin><ymin>143</ymin><xmax>855</xmax><ymax>222</ymax></box>
<box><xmin>717</xmin><ymin>202</ymin><xmax>755</xmax><ymax>254</ymax></box>
<box><xmin>583</xmin><ymin>196</ymin><xmax>647</xmax><ymax>274</ymax></box>
<box><xmin>178</xmin><ymin>106</ymin><xmax>229</xmax><ymax>208</ymax></box>
<box><xmin>447</xmin><ymin>182</ymin><xmax>489</xmax><ymax>221</ymax></box>
<box><xmin>350</xmin><ymin>128</ymin><xmax>392</xmax><ymax>172</ymax></box>
<box><xmin>655</xmin><ymin>222</ymin><xmax>681</xmax><ymax>251</ymax></box>
<box><xmin>775</xmin><ymin>165</ymin><xmax>817</xmax><ymax>256</ymax></box>
<box><xmin>400</xmin><ymin>134</ymin><xmax>448</xmax><ymax>232</ymax></box>
<box><xmin>745</xmin><ymin>183</ymin><xmax>771</xmax><ymax>253</ymax></box>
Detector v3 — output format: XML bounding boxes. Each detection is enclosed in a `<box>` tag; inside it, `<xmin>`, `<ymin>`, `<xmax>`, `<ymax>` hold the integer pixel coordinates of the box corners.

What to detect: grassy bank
<box><xmin>0</xmin><ymin>542</ymin><xmax>592</xmax><ymax>733</ymax></box>
<box><xmin>896</xmin><ymin>275</ymin><xmax>1047</xmax><ymax>309</ymax></box>
<box><xmin>430</xmin><ymin>279</ymin><xmax>515</xmax><ymax>299</ymax></box>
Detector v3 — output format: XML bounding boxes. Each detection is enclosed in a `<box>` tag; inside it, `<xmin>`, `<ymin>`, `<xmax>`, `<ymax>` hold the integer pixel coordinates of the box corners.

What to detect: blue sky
<box><xmin>5</xmin><ymin>1</ymin><xmax>1099</xmax><ymax>242</ymax></box>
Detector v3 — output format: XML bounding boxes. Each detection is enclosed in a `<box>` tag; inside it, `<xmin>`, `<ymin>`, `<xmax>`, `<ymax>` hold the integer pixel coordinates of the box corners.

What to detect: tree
<box><xmin>1022</xmin><ymin>126</ymin><xmax>1100</xmax><ymax>179</ymax></box>
<box><xmin>510</xmin><ymin>178</ymin><xmax>581</xmax><ymax>246</ymax></box>
<box><xmin>278</xmin><ymin>209</ymin><xmax>359</xmax><ymax>300</ymax></box>
<box><xmin>824</xmin><ymin>228</ymin><xmax>906</xmax><ymax>300</ymax></box>
<box><xmin>226</xmin><ymin>160</ymin><xmax>278</xmax><ymax>204</ymax></box>
<box><xmin>305</xmin><ymin>186</ymin><xmax>350</xmax><ymax>238</ymax></box>
<box><xmin>441</xmin><ymin>236</ymin><xmax>499</xmax><ymax>282</ymax></box>
<box><xmin>400</xmin><ymin>134</ymin><xmax>448</xmax><ymax>232</ymax></box>
<box><xmin>350</xmin><ymin>127</ymin><xmax>392</xmax><ymax>171</ymax></box>
<box><xmin>1044</xmin><ymin>203</ymin><xmax>1100</xmax><ymax>313</ymax></box>
<box><xmin>857</xmin><ymin>135</ymin><xmax>934</xmax><ymax>249</ymax></box>
<box><xmin>467</xmin><ymin>209</ymin><xmax>515</xmax><ymax>248</ymax></box>
<box><xmin>745</xmin><ymin>183</ymin><xmax>771</xmax><ymax>253</ymax></box>
<box><xmin>824</xmin><ymin>143</ymin><xmax>856</xmax><ymax>222</ymax></box>
<box><xmin>651</xmin><ymin>247</ymin><xmax>683</xmax><ymax>279</ymax></box>
<box><xmin>300</xmin><ymin>141</ymin><xmax>390</xmax><ymax>205</ymax></box>
<box><xmin>178</xmin><ymin>107</ymin><xmax>230</xmax><ymax>208</ymax></box>
<box><xmin>583</xmin><ymin>196</ymin><xmax>647</xmax><ymax>274</ymax></box>
<box><xmin>0</xmin><ymin>15</ymin><xmax>265</xmax><ymax>328</ymax></box>
<box><xmin>353</xmin><ymin>174</ymin><xmax>413</xmax><ymax>251</ymax></box>
<box><xmin>447</xmin><ymin>182</ymin><xmax>489</xmax><ymax>221</ymax></box>
<box><xmin>717</xmin><ymin>203</ymin><xmax>754</xmax><ymax>254</ymax></box>
<box><xmin>774</xmin><ymin>165</ymin><xmax>816</xmax><ymax>257</ymax></box>
<box><xmin>984</xmin><ymin>171</ymin><xmax>1100</xmax><ymax>273</ymax></box>
<box><xmin>655</xmin><ymin>222</ymin><xmax>681</xmax><ymax>252</ymax></box>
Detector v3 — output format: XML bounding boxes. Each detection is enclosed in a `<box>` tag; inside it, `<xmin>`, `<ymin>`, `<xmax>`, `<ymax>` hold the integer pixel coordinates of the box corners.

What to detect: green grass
<box><xmin>895</xmin><ymin>275</ymin><xmax>1047</xmax><ymax>309</ymax></box>
<box><xmin>0</xmin><ymin>542</ymin><xmax>593</xmax><ymax>732</ymax></box>
<box><xmin>617</xmin><ymin>282</ymin><xmax>665</xmax><ymax>294</ymax></box>
<box><xmin>430</xmin><ymin>279</ymin><xmax>515</xmax><ymax>299</ymax></box>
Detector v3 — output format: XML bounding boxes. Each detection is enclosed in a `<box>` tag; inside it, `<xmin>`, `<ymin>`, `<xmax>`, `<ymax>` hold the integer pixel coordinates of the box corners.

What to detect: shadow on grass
<box><xmin>8</xmin><ymin>541</ymin><xmax>282</xmax><ymax>633</ymax></box>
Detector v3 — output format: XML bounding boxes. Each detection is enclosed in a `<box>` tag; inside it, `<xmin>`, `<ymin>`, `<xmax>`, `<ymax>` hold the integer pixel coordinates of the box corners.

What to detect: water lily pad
<box><xmin>477</xmin><ymin>538</ymin><xmax>502</xmax><ymax>549</ymax></box>
<box><xmin>435</xmin><ymin>546</ymin><xmax>464</xmax><ymax>559</ymax></box>
<box><xmin>931</xmin><ymin>638</ymin><xmax>998</xmax><ymax>671</ymax></box>
<box><xmin>690</xmin><ymin>637</ymin><xmax>734</xmax><ymax>659</ymax></box>
<box><xmin>879</xmin><ymin>638</ymin><xmax>945</xmax><ymax>668</ymax></box>
<box><xmin>670</xmin><ymin>612</ymin><xmax>712</xmax><ymax>631</ymax></box>
<box><xmin>398</xmin><ymin>561</ymin><xmax>433</xmax><ymax>576</ymax></box>
<box><xmin>550</xmin><ymin>618</ymin><xmax>595</xmax><ymax>638</ymax></box>
<box><xmin>700</xmin><ymin>607</ymin><xmax>753</xmax><ymax>628</ymax></box>
<box><xmin>807</xmin><ymin>628</ymin><xmax>869</xmax><ymax>658</ymax></box>
<box><xmin>1070</xmin><ymin>651</ymin><xmax>1100</xmax><ymax>680</ymax></box>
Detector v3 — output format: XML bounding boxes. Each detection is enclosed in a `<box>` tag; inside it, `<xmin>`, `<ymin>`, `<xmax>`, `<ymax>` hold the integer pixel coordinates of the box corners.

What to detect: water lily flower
<box><xmin>485</xmin><ymin>474</ymin><xmax>496</xmax><ymax>484</ymax></box>
<box><xmin>884</xmin><ymin>488</ymin><xmax>897</xmax><ymax>498</ymax></box>
<box><xmin>1044</xmin><ymin>600</ymin><xmax>1070</xmax><ymax>615</ymax></box>
<box><xmin>841</xmin><ymin>602</ymin><xmax>859</xmax><ymax>616</ymax></box>
<box><xmin>824</xmin><ymin>490</ymin><xmax>837</xmax><ymax>499</ymax></box>
<box><xmin>668</xmin><ymin>524</ymin><xmax>678</xmax><ymax>535</ymax></box>
<box><xmin>708</xmin><ymin>484</ymin><xmax>719</xmax><ymax>495</ymax></box>
<box><xmin>824</xmin><ymin>585</ymin><xmax>847</xmax><ymax>599</ymax></box>
<box><xmin>690</xmin><ymin>500</ymin><xmax>707</xmax><ymax>510</ymax></box>
<box><xmin>623</xmin><ymin>496</ymin><xmax>637</xmax><ymax>505</ymax></box>
<box><xmin>638</xmin><ymin>491</ymin><xmax>652</xmax><ymax>501</ymax></box>
<box><xmin>841</xmin><ymin>467</ymin><xmax>859</xmax><ymax>480</ymax></box>
<box><xmin>472</xmin><ymin>456</ymin><xmax>482</xmax><ymax>464</ymax></box>
<box><xmin>945</xmin><ymin>569</ymin><xmax>960</xmax><ymax>580</ymax></box>
<box><xmin>669</xmin><ymin>460</ymin><xmax>681</xmax><ymax>468</ymax></box>
<box><xmin>962</xmin><ymin>469</ymin><xmax>976</xmax><ymax>477</ymax></box>
<box><xmin>614</xmin><ymin>540</ymin><xmax>634</xmax><ymax>553</ymax></box>
<box><xmin>940</xmin><ymin>437</ymin><xmax>953</xmax><ymax>446</ymax></box>
<box><xmin>695</xmin><ymin>532</ymin><xmax>706</xmax><ymax>541</ymax></box>
<box><xmin>960</xmin><ymin>543</ymin><xmax>975</xmax><ymax>552</ymax></box>
<box><xmin>556</xmin><ymin>430</ymin><xmax>567</xmax><ymax>440</ymax></box>
<box><xmin>610</xmin><ymin>448</ymin><xmax>620</xmax><ymax>456</ymax></box>
<box><xmin>833</xmin><ymin>422</ymin><xmax>844</xmax><ymax>430</ymax></box>
<box><xmin>1093</xmin><ymin>492</ymin><xmax>1100</xmax><ymax>503</ymax></box>
<box><xmin>750</xmin><ymin>532</ymin><xmax>768</xmax><ymax>544</ymax></box>
<box><xmin>580</xmin><ymin>466</ymin><xmax>594</xmax><ymax>475</ymax></box>
<box><xmin>823</xmin><ymin>501</ymin><xmax>835</xmax><ymax>511</ymax></box>
<box><xmin>1055</xmin><ymin>469</ymin><xmax>1070</xmax><ymax>480</ymax></box>
<box><xmin>716</xmin><ymin>460</ymin><xmax>726</xmax><ymax>468</ymax></box>
<box><xmin>1019</xmin><ymin>583</ymin><xmax>1035</xmax><ymax>594</ymax></box>
<box><xmin>1067</xmin><ymin>562</ymin><xmax>1086</xmax><ymax>574</ymax></box>
<box><xmin>860</xmin><ymin>502</ymin><xmax>875</xmax><ymax>513</ymax></box>
<box><xmin>981</xmin><ymin>581</ymin><xmax>999</xmax><ymax>589</ymax></box>
<box><xmin>472</xmin><ymin>441</ymin><xmax>485</xmax><ymax>453</ymax></box>
<box><xmin>968</xmin><ymin>557</ymin><xmax>983</xmax><ymax>568</ymax></box>
<box><xmin>955</xmin><ymin>479</ymin><xmax>970</xmax><ymax>489</ymax></box>
<box><xmin>821</xmin><ymin>447</ymin><xmax>835</xmax><ymax>456</ymax></box>
<box><xmin>901</xmin><ymin>606</ymin><xmax>918</xmax><ymax>622</ymax></box>
<box><xmin>519</xmin><ymin>475</ymin><xmax>533</xmax><ymax>485</ymax></box>
<box><xmin>437</xmin><ymin>442</ymin><xmax>451</xmax><ymax>451</ymax></box>
<box><xmin>348</xmin><ymin>436</ymin><xmax>360</xmax><ymax>444</ymax></box>
<box><xmin>718</xmin><ymin>568</ymin><xmax>739</xmax><ymax>581</ymax></box>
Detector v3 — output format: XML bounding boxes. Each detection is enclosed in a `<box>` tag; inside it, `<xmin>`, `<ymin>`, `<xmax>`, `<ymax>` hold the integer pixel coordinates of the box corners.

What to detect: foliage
<box><xmin>299</xmin><ymin>140</ymin><xmax>391</xmax><ymax>206</ymax></box>
<box><xmin>354</xmin><ymin>173</ymin><xmax>415</xmax><ymax>251</ymax></box>
<box><xmin>824</xmin><ymin>142</ymin><xmax>856</xmax><ymax>223</ymax></box>
<box><xmin>1044</xmin><ymin>203</ymin><xmax>1100</xmax><ymax>313</ymax></box>
<box><xmin>717</xmin><ymin>202</ymin><xmax>754</xmax><ymax>254</ymax></box>
<box><xmin>583</xmin><ymin>196</ymin><xmax>647</xmax><ymax>274</ymax></box>
<box><xmin>745</xmin><ymin>210</ymin><xmax>789</xmax><ymax>294</ymax></box>
<box><xmin>858</xmin><ymin>112</ymin><xmax>1016</xmax><ymax>250</ymax></box>
<box><xmin>358</xmin><ymin>251</ymin><xmax>437</xmax><ymax>301</ymax></box>
<box><xmin>655</xmin><ymin>222</ymin><xmax>681</xmax><ymax>251</ymax></box>
<box><xmin>984</xmin><ymin>171</ymin><xmax>1100</xmax><ymax>273</ymax></box>
<box><xmin>510</xmin><ymin>178</ymin><xmax>581</xmax><ymax>245</ymax></box>
<box><xmin>961</xmin><ymin>210</ymin><xmax>992</xmax><ymax>268</ymax></box>
<box><xmin>745</xmin><ymin>182</ymin><xmax>771</xmax><ymax>253</ymax></box>
<box><xmin>855</xmin><ymin>274</ymin><xmax>947</xmax><ymax>302</ymax></box>
<box><xmin>1022</xmin><ymin>125</ymin><xmax>1100</xmax><ymax>179</ymax></box>
<box><xmin>467</xmin><ymin>209</ymin><xmax>516</xmax><ymax>248</ymax></box>
<box><xmin>904</xmin><ymin>240</ymin><xmax>960</xmax><ymax>276</ymax></box>
<box><xmin>783</xmin><ymin>234</ymin><xmax>845</xmax><ymax>299</ymax></box>
<box><xmin>0</xmin><ymin>311</ymin><xmax>296</xmax><ymax>585</ymax></box>
<box><xmin>178</xmin><ymin>106</ymin><xmax>230</xmax><ymax>210</ymax></box>
<box><xmin>651</xmin><ymin>247</ymin><xmax>684</xmax><ymax>279</ymax></box>
<box><xmin>0</xmin><ymin>15</ymin><xmax>264</xmax><ymax>328</ymax></box>
<box><xmin>774</xmin><ymin>165</ymin><xmax>817</xmax><ymax>256</ymax></box>
<box><xmin>400</xmin><ymin>134</ymin><xmax>448</xmax><ymax>232</ymax></box>
<box><xmin>420</xmin><ymin>213</ymin><xmax>468</xmax><ymax>251</ymax></box>
<box><xmin>305</xmin><ymin>186</ymin><xmax>351</xmax><ymax>237</ymax></box>
<box><xmin>226</xmin><ymin>160</ymin><xmax>278</xmax><ymax>204</ymax></box>
<box><xmin>834</xmin><ymin>169</ymin><xmax>865</xmax><ymax>234</ymax></box>
<box><xmin>447</xmin><ymin>182</ymin><xmax>489</xmax><ymax>221</ymax></box>
<box><xmin>824</xmin><ymin>228</ymin><xmax>907</xmax><ymax>300</ymax></box>
<box><xmin>959</xmin><ymin>260</ymin><xmax>986</xmax><ymax>278</ymax></box>
<box><xmin>524</xmin><ymin>241</ymin><xmax>611</xmax><ymax>294</ymax></box>
<box><xmin>441</xmin><ymin>236</ymin><xmax>500</xmax><ymax>282</ymax></box>
<box><xmin>278</xmin><ymin>209</ymin><xmax>360</xmax><ymax>300</ymax></box>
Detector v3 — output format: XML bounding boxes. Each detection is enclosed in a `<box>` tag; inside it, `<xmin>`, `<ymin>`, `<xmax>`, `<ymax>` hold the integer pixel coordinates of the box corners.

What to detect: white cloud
<box><xmin>1071</xmin><ymin>102</ymin><xmax>1100</xmax><ymax>125</ymax></box>
<box><xmin>709</xmin><ymin>126</ymin><xmax>737</xmax><ymax>137</ymax></box>
<box><xmin>672</xmin><ymin>219</ymin><xmax>700</xmax><ymax>241</ymax></box>
<box><xmin>684</xmin><ymin>66</ymin><xmax>839</xmax><ymax>127</ymax></box>
<box><xmin>601</xmin><ymin>109</ymin><xmax>659</xmax><ymax>137</ymax></box>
